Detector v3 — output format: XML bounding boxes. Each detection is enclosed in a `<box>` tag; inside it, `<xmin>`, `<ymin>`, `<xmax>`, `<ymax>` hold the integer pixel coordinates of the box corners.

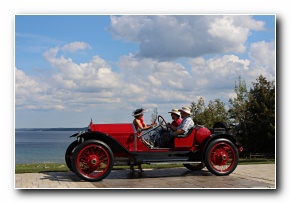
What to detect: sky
<box><xmin>15</xmin><ymin>14</ymin><xmax>276</xmax><ymax>128</ymax></box>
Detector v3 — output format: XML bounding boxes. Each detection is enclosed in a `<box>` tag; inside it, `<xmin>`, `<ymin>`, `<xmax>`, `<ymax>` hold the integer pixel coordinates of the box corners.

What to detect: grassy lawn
<box><xmin>15</xmin><ymin>158</ymin><xmax>275</xmax><ymax>174</ymax></box>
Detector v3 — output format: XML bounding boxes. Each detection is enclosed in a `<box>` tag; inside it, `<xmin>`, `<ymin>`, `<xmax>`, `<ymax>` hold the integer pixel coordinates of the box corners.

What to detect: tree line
<box><xmin>190</xmin><ymin>75</ymin><xmax>275</xmax><ymax>154</ymax></box>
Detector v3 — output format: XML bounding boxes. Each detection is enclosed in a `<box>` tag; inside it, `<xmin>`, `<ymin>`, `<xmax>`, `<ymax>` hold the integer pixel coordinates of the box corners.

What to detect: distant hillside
<box><xmin>15</xmin><ymin>127</ymin><xmax>87</xmax><ymax>131</ymax></box>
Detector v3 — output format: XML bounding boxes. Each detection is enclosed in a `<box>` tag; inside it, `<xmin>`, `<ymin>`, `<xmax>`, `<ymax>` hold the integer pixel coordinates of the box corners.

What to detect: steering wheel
<box><xmin>158</xmin><ymin>115</ymin><xmax>169</xmax><ymax>131</ymax></box>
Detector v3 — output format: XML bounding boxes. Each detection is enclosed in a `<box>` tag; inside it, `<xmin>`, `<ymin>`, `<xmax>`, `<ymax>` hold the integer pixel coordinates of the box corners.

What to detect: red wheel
<box><xmin>71</xmin><ymin>140</ymin><xmax>114</xmax><ymax>182</ymax></box>
<box><xmin>204</xmin><ymin>138</ymin><xmax>238</xmax><ymax>176</ymax></box>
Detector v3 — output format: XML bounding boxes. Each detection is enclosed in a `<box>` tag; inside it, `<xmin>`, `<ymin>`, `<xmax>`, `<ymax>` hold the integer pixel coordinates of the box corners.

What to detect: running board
<box><xmin>146</xmin><ymin>161</ymin><xmax>202</xmax><ymax>165</ymax></box>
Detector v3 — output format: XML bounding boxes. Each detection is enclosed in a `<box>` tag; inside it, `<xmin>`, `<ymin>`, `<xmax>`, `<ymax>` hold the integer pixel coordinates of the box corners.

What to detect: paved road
<box><xmin>15</xmin><ymin>164</ymin><xmax>275</xmax><ymax>189</ymax></box>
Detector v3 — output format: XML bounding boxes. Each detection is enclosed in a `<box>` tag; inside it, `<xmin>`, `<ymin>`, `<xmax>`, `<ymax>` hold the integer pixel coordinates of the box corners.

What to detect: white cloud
<box><xmin>117</xmin><ymin>55</ymin><xmax>192</xmax><ymax>93</ymax></box>
<box><xmin>15</xmin><ymin>69</ymin><xmax>43</xmax><ymax>96</ymax></box>
<box><xmin>15</xmin><ymin>69</ymin><xmax>50</xmax><ymax>107</ymax></box>
<box><xmin>109</xmin><ymin>15</ymin><xmax>266</xmax><ymax>60</ymax></box>
<box><xmin>187</xmin><ymin>55</ymin><xmax>252</xmax><ymax>102</ymax></box>
<box><xmin>44</xmin><ymin>46</ymin><xmax>122</xmax><ymax>91</ymax></box>
<box><xmin>16</xmin><ymin>40</ymin><xmax>275</xmax><ymax>114</ymax></box>
<box><xmin>16</xmin><ymin>47</ymin><xmax>198</xmax><ymax>112</ymax></box>
<box><xmin>17</xmin><ymin>44</ymin><xmax>125</xmax><ymax>111</ymax></box>
<box><xmin>248</xmin><ymin>41</ymin><xmax>275</xmax><ymax>78</ymax></box>
<box><xmin>188</xmin><ymin>41</ymin><xmax>275</xmax><ymax>96</ymax></box>
<box><xmin>190</xmin><ymin>55</ymin><xmax>250</xmax><ymax>78</ymax></box>
<box><xmin>61</xmin><ymin>41</ymin><xmax>91</xmax><ymax>53</ymax></box>
<box><xmin>148</xmin><ymin>75</ymin><xmax>162</xmax><ymax>87</ymax></box>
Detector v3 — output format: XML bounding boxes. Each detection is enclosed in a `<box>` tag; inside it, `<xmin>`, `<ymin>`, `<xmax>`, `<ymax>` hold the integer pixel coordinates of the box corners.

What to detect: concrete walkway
<box><xmin>15</xmin><ymin>164</ymin><xmax>275</xmax><ymax>189</ymax></box>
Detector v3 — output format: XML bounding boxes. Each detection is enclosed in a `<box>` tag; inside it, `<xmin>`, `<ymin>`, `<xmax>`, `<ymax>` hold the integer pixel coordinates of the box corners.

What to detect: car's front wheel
<box><xmin>71</xmin><ymin>140</ymin><xmax>114</xmax><ymax>182</ymax></box>
<box><xmin>204</xmin><ymin>138</ymin><xmax>239</xmax><ymax>176</ymax></box>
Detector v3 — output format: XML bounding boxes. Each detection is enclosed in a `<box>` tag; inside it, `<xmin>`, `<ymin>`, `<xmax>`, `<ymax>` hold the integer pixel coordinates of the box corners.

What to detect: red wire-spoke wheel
<box><xmin>72</xmin><ymin>140</ymin><xmax>114</xmax><ymax>182</ymax></box>
<box><xmin>204</xmin><ymin>138</ymin><xmax>239</xmax><ymax>176</ymax></box>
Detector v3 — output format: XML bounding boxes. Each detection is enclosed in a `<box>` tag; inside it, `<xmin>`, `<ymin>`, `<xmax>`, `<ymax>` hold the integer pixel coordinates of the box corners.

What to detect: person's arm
<box><xmin>136</xmin><ymin>119</ymin><xmax>154</xmax><ymax>131</ymax></box>
<box><xmin>172</xmin><ymin>129</ymin><xmax>185</xmax><ymax>136</ymax></box>
<box><xmin>171</xmin><ymin>119</ymin><xmax>187</xmax><ymax>136</ymax></box>
<box><xmin>167</xmin><ymin>123</ymin><xmax>177</xmax><ymax>131</ymax></box>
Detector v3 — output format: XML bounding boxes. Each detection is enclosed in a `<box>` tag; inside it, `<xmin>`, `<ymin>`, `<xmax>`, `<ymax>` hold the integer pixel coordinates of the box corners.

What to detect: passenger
<box><xmin>131</xmin><ymin>108</ymin><xmax>155</xmax><ymax>172</ymax></box>
<box><xmin>133</xmin><ymin>108</ymin><xmax>155</xmax><ymax>133</ymax></box>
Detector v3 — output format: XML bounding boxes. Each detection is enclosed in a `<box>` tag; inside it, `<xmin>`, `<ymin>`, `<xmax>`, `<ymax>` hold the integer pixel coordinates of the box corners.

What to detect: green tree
<box><xmin>190</xmin><ymin>97</ymin><xmax>206</xmax><ymax>125</ymax></box>
<box><xmin>245</xmin><ymin>75</ymin><xmax>275</xmax><ymax>153</ymax></box>
<box><xmin>228</xmin><ymin>76</ymin><xmax>249</xmax><ymax>144</ymax></box>
<box><xmin>191</xmin><ymin>97</ymin><xmax>229</xmax><ymax>128</ymax></box>
<box><xmin>190</xmin><ymin>75</ymin><xmax>275</xmax><ymax>154</ymax></box>
<box><xmin>203</xmin><ymin>99</ymin><xmax>229</xmax><ymax>127</ymax></box>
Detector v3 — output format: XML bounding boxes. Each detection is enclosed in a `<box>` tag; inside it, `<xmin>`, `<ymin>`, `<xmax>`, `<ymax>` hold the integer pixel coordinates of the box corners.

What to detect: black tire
<box><xmin>71</xmin><ymin>140</ymin><xmax>114</xmax><ymax>182</ymax></box>
<box><xmin>183</xmin><ymin>162</ymin><xmax>205</xmax><ymax>171</ymax></box>
<box><xmin>65</xmin><ymin>140</ymin><xmax>79</xmax><ymax>172</ymax></box>
<box><xmin>204</xmin><ymin>138</ymin><xmax>239</xmax><ymax>176</ymax></box>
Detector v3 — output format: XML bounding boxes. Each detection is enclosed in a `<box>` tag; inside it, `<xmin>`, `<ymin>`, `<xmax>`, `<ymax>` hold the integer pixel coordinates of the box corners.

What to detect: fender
<box><xmin>204</xmin><ymin>133</ymin><xmax>239</xmax><ymax>149</ymax></box>
<box><xmin>75</xmin><ymin>131</ymin><xmax>131</xmax><ymax>155</ymax></box>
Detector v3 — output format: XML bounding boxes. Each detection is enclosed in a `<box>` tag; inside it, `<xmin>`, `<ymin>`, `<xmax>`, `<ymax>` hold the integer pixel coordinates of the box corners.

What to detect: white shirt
<box><xmin>177</xmin><ymin>116</ymin><xmax>194</xmax><ymax>135</ymax></box>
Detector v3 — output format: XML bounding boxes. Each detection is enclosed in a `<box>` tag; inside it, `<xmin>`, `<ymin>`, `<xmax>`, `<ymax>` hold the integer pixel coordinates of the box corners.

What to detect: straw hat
<box><xmin>178</xmin><ymin>107</ymin><xmax>192</xmax><ymax>115</ymax></box>
<box><xmin>132</xmin><ymin>108</ymin><xmax>148</xmax><ymax>117</ymax></box>
<box><xmin>168</xmin><ymin>109</ymin><xmax>180</xmax><ymax>116</ymax></box>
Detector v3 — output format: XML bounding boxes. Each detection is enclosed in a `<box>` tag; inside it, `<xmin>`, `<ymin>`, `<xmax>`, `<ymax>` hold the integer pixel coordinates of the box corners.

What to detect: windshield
<box><xmin>151</xmin><ymin>107</ymin><xmax>158</xmax><ymax>123</ymax></box>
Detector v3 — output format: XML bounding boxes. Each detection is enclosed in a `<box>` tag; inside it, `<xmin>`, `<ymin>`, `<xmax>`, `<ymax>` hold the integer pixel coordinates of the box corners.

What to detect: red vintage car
<box><xmin>65</xmin><ymin>111</ymin><xmax>243</xmax><ymax>182</ymax></box>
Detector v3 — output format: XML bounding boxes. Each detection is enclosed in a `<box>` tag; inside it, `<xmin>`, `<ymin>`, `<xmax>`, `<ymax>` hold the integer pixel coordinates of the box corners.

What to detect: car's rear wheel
<box><xmin>71</xmin><ymin>140</ymin><xmax>114</xmax><ymax>182</ymax></box>
<box><xmin>65</xmin><ymin>140</ymin><xmax>79</xmax><ymax>172</ymax></box>
<box><xmin>204</xmin><ymin>138</ymin><xmax>238</xmax><ymax>176</ymax></box>
<box><xmin>183</xmin><ymin>162</ymin><xmax>205</xmax><ymax>171</ymax></box>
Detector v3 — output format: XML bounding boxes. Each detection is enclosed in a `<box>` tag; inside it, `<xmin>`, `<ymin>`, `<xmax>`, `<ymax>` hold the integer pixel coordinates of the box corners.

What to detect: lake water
<box><xmin>15</xmin><ymin>130</ymin><xmax>77</xmax><ymax>164</ymax></box>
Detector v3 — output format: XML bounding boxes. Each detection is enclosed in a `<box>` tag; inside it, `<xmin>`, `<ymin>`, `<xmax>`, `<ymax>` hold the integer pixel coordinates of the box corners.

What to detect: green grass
<box><xmin>15</xmin><ymin>158</ymin><xmax>275</xmax><ymax>174</ymax></box>
<box><xmin>15</xmin><ymin>163</ymin><xmax>69</xmax><ymax>173</ymax></box>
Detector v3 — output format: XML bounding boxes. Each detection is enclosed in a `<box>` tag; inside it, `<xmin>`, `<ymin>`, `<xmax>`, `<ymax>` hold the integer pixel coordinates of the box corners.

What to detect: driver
<box><xmin>167</xmin><ymin>109</ymin><xmax>182</xmax><ymax>128</ymax></box>
<box><xmin>153</xmin><ymin>108</ymin><xmax>183</xmax><ymax>148</ymax></box>
<box><xmin>160</xmin><ymin>107</ymin><xmax>194</xmax><ymax>147</ymax></box>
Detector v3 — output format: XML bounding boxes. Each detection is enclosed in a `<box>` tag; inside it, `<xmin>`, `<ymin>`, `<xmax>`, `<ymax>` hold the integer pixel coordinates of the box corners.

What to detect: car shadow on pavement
<box><xmin>38</xmin><ymin>171</ymin><xmax>85</xmax><ymax>182</ymax></box>
<box><xmin>108</xmin><ymin>168</ymin><xmax>214</xmax><ymax>180</ymax></box>
<box><xmin>39</xmin><ymin>168</ymin><xmax>213</xmax><ymax>182</ymax></box>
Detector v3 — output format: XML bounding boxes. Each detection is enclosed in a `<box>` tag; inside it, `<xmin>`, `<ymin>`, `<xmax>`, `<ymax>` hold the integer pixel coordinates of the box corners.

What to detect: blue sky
<box><xmin>15</xmin><ymin>15</ymin><xmax>275</xmax><ymax>128</ymax></box>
